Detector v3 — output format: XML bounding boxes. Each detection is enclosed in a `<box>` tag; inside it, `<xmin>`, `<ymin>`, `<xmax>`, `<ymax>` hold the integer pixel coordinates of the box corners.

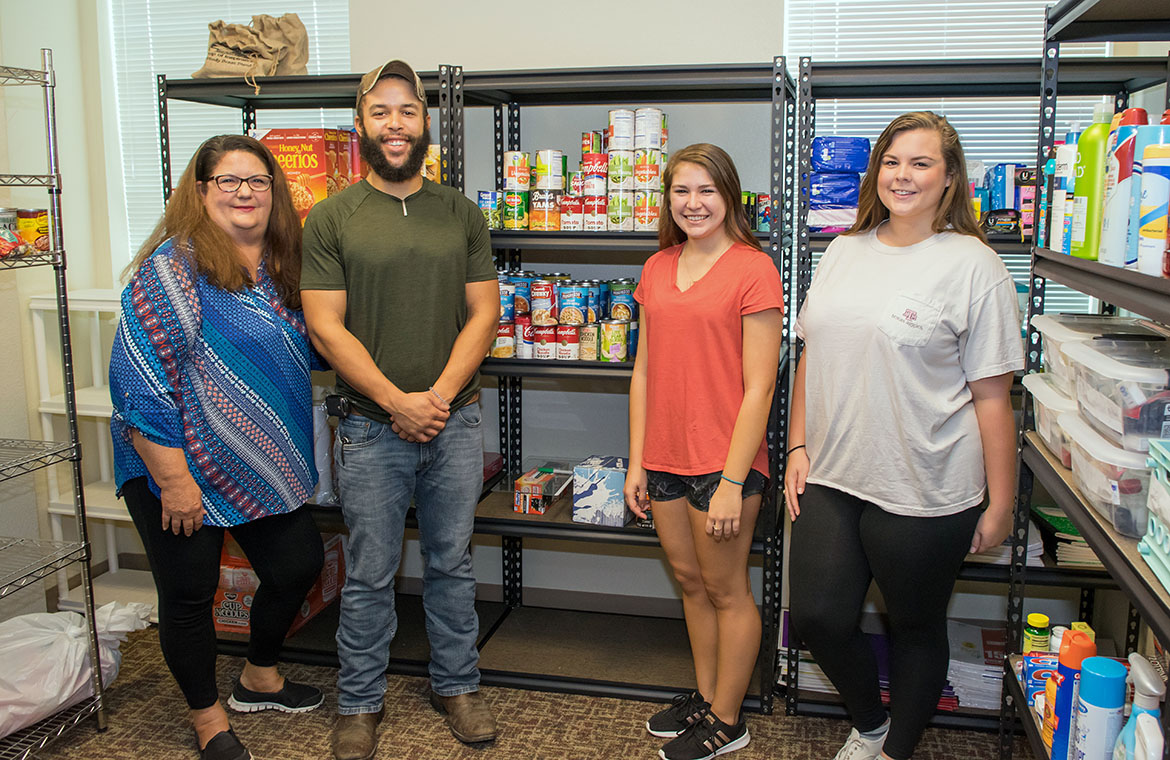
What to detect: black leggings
<box><xmin>789</xmin><ymin>484</ymin><xmax>981</xmax><ymax>760</ymax></box>
<box><xmin>122</xmin><ymin>477</ymin><xmax>324</xmax><ymax>710</ymax></box>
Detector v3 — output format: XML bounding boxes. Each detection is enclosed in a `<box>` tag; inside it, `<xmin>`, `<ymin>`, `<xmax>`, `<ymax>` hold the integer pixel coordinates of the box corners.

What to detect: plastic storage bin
<box><xmin>1059</xmin><ymin>412</ymin><xmax>1152</xmax><ymax>539</ymax></box>
<box><xmin>1030</xmin><ymin>314</ymin><xmax>1165</xmax><ymax>396</ymax></box>
<box><xmin>1061</xmin><ymin>338</ymin><xmax>1170</xmax><ymax>453</ymax></box>
<box><xmin>1140</xmin><ymin>440</ymin><xmax>1170</xmax><ymax>592</ymax></box>
<box><xmin>1022</xmin><ymin>372</ymin><xmax>1078</xmax><ymax>466</ymax></box>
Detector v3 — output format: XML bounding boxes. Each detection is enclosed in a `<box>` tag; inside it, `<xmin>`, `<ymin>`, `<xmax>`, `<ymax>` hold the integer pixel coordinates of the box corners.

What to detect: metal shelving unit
<box><xmin>0</xmin><ymin>48</ymin><xmax>106</xmax><ymax>758</ymax></box>
<box><xmin>999</xmin><ymin>3</ymin><xmax>1170</xmax><ymax>757</ymax></box>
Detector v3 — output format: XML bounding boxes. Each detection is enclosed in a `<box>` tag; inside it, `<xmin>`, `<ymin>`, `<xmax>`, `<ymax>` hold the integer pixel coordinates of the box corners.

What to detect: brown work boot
<box><xmin>429</xmin><ymin>690</ymin><xmax>497</xmax><ymax>743</ymax></box>
<box><xmin>331</xmin><ymin>707</ymin><xmax>383</xmax><ymax>760</ymax></box>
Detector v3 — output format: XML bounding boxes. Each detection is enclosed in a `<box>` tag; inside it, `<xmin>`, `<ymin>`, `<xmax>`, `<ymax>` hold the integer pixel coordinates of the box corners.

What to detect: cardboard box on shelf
<box><xmin>254</xmin><ymin>128</ymin><xmax>343</xmax><ymax>224</ymax></box>
<box><xmin>572</xmin><ymin>455</ymin><xmax>631</xmax><ymax>527</ymax></box>
<box><xmin>213</xmin><ymin>532</ymin><xmax>346</xmax><ymax>636</ymax></box>
<box><xmin>514</xmin><ymin>462</ymin><xmax>573</xmax><ymax>515</ymax></box>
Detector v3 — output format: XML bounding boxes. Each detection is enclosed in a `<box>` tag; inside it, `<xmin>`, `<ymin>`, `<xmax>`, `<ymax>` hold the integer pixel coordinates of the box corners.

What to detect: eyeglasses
<box><xmin>206</xmin><ymin>174</ymin><xmax>274</xmax><ymax>192</ymax></box>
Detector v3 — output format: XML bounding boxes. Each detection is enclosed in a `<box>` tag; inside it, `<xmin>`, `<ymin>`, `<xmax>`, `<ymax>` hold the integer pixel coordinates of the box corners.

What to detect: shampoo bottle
<box><xmin>1071</xmin><ymin>102</ymin><xmax>1115</xmax><ymax>260</ymax></box>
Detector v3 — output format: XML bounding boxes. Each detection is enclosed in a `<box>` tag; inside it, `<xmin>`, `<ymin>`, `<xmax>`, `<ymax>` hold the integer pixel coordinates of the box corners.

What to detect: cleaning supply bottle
<box><xmin>1112</xmin><ymin>653</ymin><xmax>1165</xmax><ymax>760</ymax></box>
<box><xmin>1072</xmin><ymin>656</ymin><xmax>1128</xmax><ymax>759</ymax></box>
<box><xmin>1047</xmin><ymin>629</ymin><xmax>1097</xmax><ymax>760</ymax></box>
<box><xmin>1126</xmin><ymin>124</ymin><xmax>1170</xmax><ymax>267</ymax></box>
<box><xmin>1071</xmin><ymin>102</ymin><xmax>1115</xmax><ymax>260</ymax></box>
<box><xmin>1054</xmin><ymin>128</ymin><xmax>1081</xmax><ymax>254</ymax></box>
<box><xmin>1134</xmin><ymin>713</ymin><xmax>1163</xmax><ymax>759</ymax></box>
<box><xmin>1100</xmin><ymin>108</ymin><xmax>1149</xmax><ymax>266</ymax></box>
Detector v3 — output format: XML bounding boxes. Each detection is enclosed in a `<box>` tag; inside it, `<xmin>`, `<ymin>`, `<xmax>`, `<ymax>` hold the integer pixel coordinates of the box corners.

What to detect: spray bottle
<box><xmin>1071</xmin><ymin>101</ymin><xmax>1115</xmax><ymax>260</ymax></box>
<box><xmin>1100</xmin><ymin>108</ymin><xmax>1149</xmax><ymax>265</ymax></box>
<box><xmin>1112</xmin><ymin>653</ymin><xmax>1164</xmax><ymax>760</ymax></box>
<box><xmin>1134</xmin><ymin>713</ymin><xmax>1163</xmax><ymax>760</ymax></box>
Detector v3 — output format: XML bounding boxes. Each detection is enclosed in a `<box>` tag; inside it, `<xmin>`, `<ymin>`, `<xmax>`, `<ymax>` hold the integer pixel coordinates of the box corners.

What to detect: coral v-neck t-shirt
<box><xmin>634</xmin><ymin>242</ymin><xmax>784</xmax><ymax>476</ymax></box>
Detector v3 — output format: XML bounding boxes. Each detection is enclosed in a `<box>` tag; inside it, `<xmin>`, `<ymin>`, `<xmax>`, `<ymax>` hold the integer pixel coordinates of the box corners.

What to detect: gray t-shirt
<box><xmin>795</xmin><ymin>227</ymin><xmax>1024</xmax><ymax>516</ymax></box>
<box><xmin>300</xmin><ymin>178</ymin><xmax>496</xmax><ymax>422</ymax></box>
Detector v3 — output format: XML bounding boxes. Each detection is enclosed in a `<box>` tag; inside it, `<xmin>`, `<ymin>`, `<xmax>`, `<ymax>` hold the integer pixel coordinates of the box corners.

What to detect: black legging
<box><xmin>789</xmin><ymin>484</ymin><xmax>981</xmax><ymax>760</ymax></box>
<box><xmin>122</xmin><ymin>477</ymin><xmax>325</xmax><ymax>710</ymax></box>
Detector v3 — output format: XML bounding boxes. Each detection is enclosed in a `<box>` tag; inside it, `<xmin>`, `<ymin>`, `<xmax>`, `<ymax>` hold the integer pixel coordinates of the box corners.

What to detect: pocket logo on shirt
<box><xmin>879</xmin><ymin>293</ymin><xmax>941</xmax><ymax>347</ymax></box>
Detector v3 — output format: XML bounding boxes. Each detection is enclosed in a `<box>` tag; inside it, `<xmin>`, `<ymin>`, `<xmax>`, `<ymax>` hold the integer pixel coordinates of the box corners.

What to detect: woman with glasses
<box><xmin>109</xmin><ymin>135</ymin><xmax>325</xmax><ymax>760</ymax></box>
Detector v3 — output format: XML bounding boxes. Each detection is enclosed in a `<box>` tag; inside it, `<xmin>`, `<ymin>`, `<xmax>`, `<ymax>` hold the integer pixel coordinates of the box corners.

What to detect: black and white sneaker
<box><xmin>658</xmin><ymin>712</ymin><xmax>750</xmax><ymax>760</ymax></box>
<box><xmin>199</xmin><ymin>729</ymin><xmax>252</xmax><ymax>760</ymax></box>
<box><xmin>227</xmin><ymin>678</ymin><xmax>324</xmax><ymax>713</ymax></box>
<box><xmin>646</xmin><ymin>691</ymin><xmax>711</xmax><ymax>738</ymax></box>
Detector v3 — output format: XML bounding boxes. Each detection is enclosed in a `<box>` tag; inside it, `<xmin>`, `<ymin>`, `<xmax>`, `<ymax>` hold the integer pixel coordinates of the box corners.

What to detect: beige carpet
<box><xmin>38</xmin><ymin>628</ymin><xmax>1037</xmax><ymax>759</ymax></box>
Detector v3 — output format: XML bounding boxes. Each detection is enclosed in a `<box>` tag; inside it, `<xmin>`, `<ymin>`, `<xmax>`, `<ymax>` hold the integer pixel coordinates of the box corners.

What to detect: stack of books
<box><xmin>1032</xmin><ymin>504</ymin><xmax>1104</xmax><ymax>569</ymax></box>
<box><xmin>945</xmin><ymin>619</ymin><xmax>1006</xmax><ymax>711</ymax></box>
<box><xmin>964</xmin><ymin>520</ymin><xmax>1044</xmax><ymax>566</ymax></box>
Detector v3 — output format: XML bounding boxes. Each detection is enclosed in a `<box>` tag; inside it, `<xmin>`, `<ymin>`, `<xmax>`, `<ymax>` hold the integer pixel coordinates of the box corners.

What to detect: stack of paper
<box><xmin>946</xmin><ymin>619</ymin><xmax>1006</xmax><ymax>711</ymax></box>
<box><xmin>1032</xmin><ymin>505</ymin><xmax>1104</xmax><ymax>569</ymax></box>
<box><xmin>964</xmin><ymin>520</ymin><xmax>1044</xmax><ymax>566</ymax></box>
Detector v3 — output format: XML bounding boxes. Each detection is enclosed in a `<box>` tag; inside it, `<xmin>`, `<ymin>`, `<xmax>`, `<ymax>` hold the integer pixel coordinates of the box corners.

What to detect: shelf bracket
<box><xmin>158</xmin><ymin>74</ymin><xmax>172</xmax><ymax>203</ymax></box>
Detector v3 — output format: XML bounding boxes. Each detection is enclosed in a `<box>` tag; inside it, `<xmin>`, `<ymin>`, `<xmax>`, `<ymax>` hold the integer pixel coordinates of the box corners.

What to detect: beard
<box><xmin>359</xmin><ymin>124</ymin><xmax>430</xmax><ymax>184</ymax></box>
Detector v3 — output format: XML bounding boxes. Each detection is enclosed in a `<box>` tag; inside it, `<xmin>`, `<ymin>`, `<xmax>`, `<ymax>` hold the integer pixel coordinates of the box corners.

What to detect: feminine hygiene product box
<box><xmin>572</xmin><ymin>455</ymin><xmax>631</xmax><ymax>527</ymax></box>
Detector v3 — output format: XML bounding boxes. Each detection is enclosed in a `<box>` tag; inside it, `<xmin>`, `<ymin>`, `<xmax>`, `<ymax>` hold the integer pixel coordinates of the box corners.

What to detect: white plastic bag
<box><xmin>0</xmin><ymin>601</ymin><xmax>152</xmax><ymax>738</ymax></box>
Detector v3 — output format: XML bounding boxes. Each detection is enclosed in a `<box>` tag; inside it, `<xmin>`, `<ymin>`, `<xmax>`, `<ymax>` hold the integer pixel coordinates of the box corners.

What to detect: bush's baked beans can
<box><xmin>499</xmin><ymin>279</ymin><xmax>516</xmax><ymax>322</ymax></box>
<box><xmin>634</xmin><ymin>190</ymin><xmax>662</xmax><ymax>231</ymax></box>
<box><xmin>515</xmin><ymin>314</ymin><xmax>534</xmax><ymax>359</ymax></box>
<box><xmin>608</xmin><ymin>150</ymin><xmax>634</xmax><ymax>191</ymax></box>
<box><xmin>579</xmin><ymin>323</ymin><xmax>600</xmax><ymax>361</ymax></box>
<box><xmin>609</xmin><ymin>278</ymin><xmax>637</xmax><ymax>320</ymax></box>
<box><xmin>607</xmin><ymin>191</ymin><xmax>634</xmax><ymax>232</ymax></box>
<box><xmin>634</xmin><ymin>149</ymin><xmax>662</xmax><ymax>191</ymax></box>
<box><xmin>582</xmin><ymin>153</ymin><xmax>608</xmax><ymax>196</ymax></box>
<box><xmin>533</xmin><ymin>325</ymin><xmax>557</xmax><ymax>359</ymax></box>
<box><xmin>634</xmin><ymin>108</ymin><xmax>665</xmax><ymax>150</ymax></box>
<box><xmin>530</xmin><ymin>280</ymin><xmax>559</xmax><ymax>326</ymax></box>
<box><xmin>478</xmin><ymin>191</ymin><xmax>502</xmax><ymax>229</ymax></box>
<box><xmin>503</xmin><ymin>151</ymin><xmax>531</xmax><ymax>191</ymax></box>
<box><xmin>599</xmin><ymin>319</ymin><xmax>629</xmax><ymax>362</ymax></box>
<box><xmin>530</xmin><ymin>189</ymin><xmax>562</xmax><ymax>231</ymax></box>
<box><xmin>567</xmin><ymin>171</ymin><xmax>585</xmax><ymax>196</ymax></box>
<box><xmin>582</xmin><ymin>131</ymin><xmax>604</xmax><ymax>156</ymax></box>
<box><xmin>584</xmin><ymin>280</ymin><xmax>601</xmax><ymax>323</ymax></box>
<box><xmin>556</xmin><ymin>325</ymin><xmax>580</xmax><ymax>360</ymax></box>
<box><xmin>583</xmin><ymin>196</ymin><xmax>608</xmax><ymax>231</ymax></box>
<box><xmin>608</xmin><ymin>109</ymin><xmax>635</xmax><ymax>151</ymax></box>
<box><xmin>558</xmin><ymin>282</ymin><xmax>588</xmax><ymax>325</ymax></box>
<box><xmin>17</xmin><ymin>209</ymin><xmax>49</xmax><ymax>252</ymax></box>
<box><xmin>503</xmin><ymin>191</ymin><xmax>529</xmax><ymax>229</ymax></box>
<box><xmin>492</xmin><ymin>322</ymin><xmax>515</xmax><ymax>358</ymax></box>
<box><xmin>559</xmin><ymin>195</ymin><xmax>584</xmax><ymax>231</ymax></box>
<box><xmin>533</xmin><ymin>150</ymin><xmax>564</xmax><ymax>190</ymax></box>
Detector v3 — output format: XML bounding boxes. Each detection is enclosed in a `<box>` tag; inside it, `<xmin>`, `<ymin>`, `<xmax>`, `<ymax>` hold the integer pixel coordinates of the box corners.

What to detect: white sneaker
<box><xmin>832</xmin><ymin>723</ymin><xmax>889</xmax><ymax>760</ymax></box>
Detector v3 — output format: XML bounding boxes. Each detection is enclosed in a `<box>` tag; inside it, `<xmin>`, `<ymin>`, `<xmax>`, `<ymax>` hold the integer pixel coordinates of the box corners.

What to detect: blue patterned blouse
<box><xmin>109</xmin><ymin>237</ymin><xmax>317</xmax><ymax>527</ymax></box>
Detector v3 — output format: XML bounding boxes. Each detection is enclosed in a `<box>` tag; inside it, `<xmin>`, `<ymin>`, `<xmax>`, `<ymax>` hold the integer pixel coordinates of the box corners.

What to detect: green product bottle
<box><xmin>1070</xmin><ymin>102</ymin><xmax>1114</xmax><ymax>260</ymax></box>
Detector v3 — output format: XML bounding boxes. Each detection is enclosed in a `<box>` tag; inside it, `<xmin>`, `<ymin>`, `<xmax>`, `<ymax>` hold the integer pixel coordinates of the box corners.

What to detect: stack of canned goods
<box><xmin>0</xmin><ymin>208</ymin><xmax>49</xmax><ymax>259</ymax></box>
<box><xmin>491</xmin><ymin>272</ymin><xmax>640</xmax><ymax>362</ymax></box>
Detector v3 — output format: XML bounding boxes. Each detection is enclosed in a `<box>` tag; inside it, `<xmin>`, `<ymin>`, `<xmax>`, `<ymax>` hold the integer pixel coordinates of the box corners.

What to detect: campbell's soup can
<box><xmin>579</xmin><ymin>323</ymin><xmax>600</xmax><ymax>361</ymax></box>
<box><xmin>608</xmin><ymin>109</ymin><xmax>635</xmax><ymax>151</ymax></box>
<box><xmin>503</xmin><ymin>151</ymin><xmax>531</xmax><ymax>191</ymax></box>
<box><xmin>584</xmin><ymin>280</ymin><xmax>601</xmax><ymax>323</ymax></box>
<box><xmin>558</xmin><ymin>282</ymin><xmax>588</xmax><ymax>325</ymax></box>
<box><xmin>609</xmin><ymin>278</ymin><xmax>637</xmax><ymax>321</ymax></box>
<box><xmin>634</xmin><ymin>149</ymin><xmax>662</xmax><ymax>191</ymax></box>
<box><xmin>515</xmin><ymin>314</ymin><xmax>534</xmax><ymax>359</ymax></box>
<box><xmin>583</xmin><ymin>196</ymin><xmax>608</xmax><ymax>231</ymax></box>
<box><xmin>478</xmin><ymin>191</ymin><xmax>502</xmax><ymax>229</ymax></box>
<box><xmin>559</xmin><ymin>195</ymin><xmax>584</xmax><ymax>231</ymax></box>
<box><xmin>634</xmin><ymin>190</ymin><xmax>662</xmax><ymax>231</ymax></box>
<box><xmin>556</xmin><ymin>324</ymin><xmax>580</xmax><ymax>360</ymax></box>
<box><xmin>608</xmin><ymin>150</ymin><xmax>634</xmax><ymax>191</ymax></box>
<box><xmin>533</xmin><ymin>325</ymin><xmax>557</xmax><ymax>360</ymax></box>
<box><xmin>567</xmin><ymin>171</ymin><xmax>585</xmax><ymax>196</ymax></box>
<box><xmin>492</xmin><ymin>322</ymin><xmax>515</xmax><ymax>358</ymax></box>
<box><xmin>499</xmin><ymin>279</ymin><xmax>516</xmax><ymax>321</ymax></box>
<box><xmin>608</xmin><ymin>191</ymin><xmax>634</xmax><ymax>232</ymax></box>
<box><xmin>530</xmin><ymin>189</ymin><xmax>563</xmax><ymax>231</ymax></box>
<box><xmin>634</xmin><ymin>108</ymin><xmax>665</xmax><ymax>150</ymax></box>
<box><xmin>582</xmin><ymin>153</ymin><xmax>608</xmax><ymax>195</ymax></box>
<box><xmin>582</xmin><ymin>131</ymin><xmax>604</xmax><ymax>155</ymax></box>
<box><xmin>533</xmin><ymin>150</ymin><xmax>564</xmax><ymax>190</ymax></box>
<box><xmin>503</xmin><ymin>191</ymin><xmax>529</xmax><ymax>229</ymax></box>
<box><xmin>600</xmin><ymin>320</ymin><xmax>629</xmax><ymax>362</ymax></box>
<box><xmin>530</xmin><ymin>280</ymin><xmax>559</xmax><ymax>326</ymax></box>
<box><xmin>17</xmin><ymin>209</ymin><xmax>49</xmax><ymax>252</ymax></box>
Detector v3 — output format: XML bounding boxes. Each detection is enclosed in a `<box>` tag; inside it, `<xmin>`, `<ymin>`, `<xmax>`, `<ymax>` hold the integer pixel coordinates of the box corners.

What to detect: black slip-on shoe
<box><xmin>227</xmin><ymin>678</ymin><xmax>324</xmax><ymax>714</ymax></box>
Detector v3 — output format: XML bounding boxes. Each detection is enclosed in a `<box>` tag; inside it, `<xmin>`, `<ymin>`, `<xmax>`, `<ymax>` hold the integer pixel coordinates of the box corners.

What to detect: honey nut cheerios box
<box><xmin>255</xmin><ymin>128</ymin><xmax>346</xmax><ymax>225</ymax></box>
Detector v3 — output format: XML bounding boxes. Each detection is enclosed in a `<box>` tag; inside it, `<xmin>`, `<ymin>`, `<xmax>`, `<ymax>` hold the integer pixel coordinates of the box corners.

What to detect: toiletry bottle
<box><xmin>1112</xmin><ymin>653</ymin><xmax>1164</xmax><ymax>760</ymax></box>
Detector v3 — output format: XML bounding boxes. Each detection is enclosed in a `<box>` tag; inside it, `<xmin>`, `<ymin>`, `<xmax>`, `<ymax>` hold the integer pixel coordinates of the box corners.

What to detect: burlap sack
<box><xmin>191</xmin><ymin>13</ymin><xmax>307</xmax><ymax>90</ymax></box>
<box><xmin>252</xmin><ymin>13</ymin><xmax>309</xmax><ymax>76</ymax></box>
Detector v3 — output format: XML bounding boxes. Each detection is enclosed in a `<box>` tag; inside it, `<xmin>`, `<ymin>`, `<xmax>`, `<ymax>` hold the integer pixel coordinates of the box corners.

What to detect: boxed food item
<box><xmin>255</xmin><ymin>128</ymin><xmax>343</xmax><ymax>224</ymax></box>
<box><xmin>572</xmin><ymin>455</ymin><xmax>630</xmax><ymax>527</ymax></box>
<box><xmin>1058</xmin><ymin>412</ymin><xmax>1152</xmax><ymax>539</ymax></box>
<box><xmin>213</xmin><ymin>532</ymin><xmax>346</xmax><ymax>635</ymax></box>
<box><xmin>514</xmin><ymin>462</ymin><xmax>573</xmax><ymax>515</ymax></box>
<box><xmin>1030</xmin><ymin>314</ymin><xmax>1166</xmax><ymax>396</ymax></box>
<box><xmin>1062</xmin><ymin>339</ymin><xmax>1170</xmax><ymax>453</ymax></box>
<box><xmin>1021</xmin><ymin>372</ymin><xmax>1078</xmax><ymax>466</ymax></box>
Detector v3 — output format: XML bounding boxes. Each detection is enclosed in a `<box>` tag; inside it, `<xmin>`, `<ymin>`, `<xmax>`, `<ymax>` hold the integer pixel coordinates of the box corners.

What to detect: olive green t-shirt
<box><xmin>300</xmin><ymin>178</ymin><xmax>496</xmax><ymax>422</ymax></box>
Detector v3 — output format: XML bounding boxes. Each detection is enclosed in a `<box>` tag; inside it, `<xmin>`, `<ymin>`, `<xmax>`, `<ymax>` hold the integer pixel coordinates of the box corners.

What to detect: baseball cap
<box><xmin>356</xmin><ymin>59</ymin><xmax>426</xmax><ymax>109</ymax></box>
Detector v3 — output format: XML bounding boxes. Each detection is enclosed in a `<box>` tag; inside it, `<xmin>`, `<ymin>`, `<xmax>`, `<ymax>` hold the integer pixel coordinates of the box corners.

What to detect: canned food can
<box><xmin>503</xmin><ymin>151</ymin><xmax>531</xmax><ymax>191</ymax></box>
<box><xmin>757</xmin><ymin>193</ymin><xmax>772</xmax><ymax>233</ymax></box>
<box><xmin>530</xmin><ymin>280</ymin><xmax>559</xmax><ymax>326</ymax></box>
<box><xmin>515</xmin><ymin>314</ymin><xmax>534</xmax><ymax>359</ymax></box>
<box><xmin>579</xmin><ymin>323</ymin><xmax>600</xmax><ymax>361</ymax></box>
<box><xmin>608</xmin><ymin>150</ymin><xmax>634</xmax><ymax>191</ymax></box>
<box><xmin>607</xmin><ymin>191</ymin><xmax>634</xmax><ymax>232</ymax></box>
<box><xmin>582</xmin><ymin>153</ymin><xmax>608</xmax><ymax>195</ymax></box>
<box><xmin>0</xmin><ymin>209</ymin><xmax>18</xmax><ymax>258</ymax></box>
<box><xmin>600</xmin><ymin>319</ymin><xmax>630</xmax><ymax>362</ymax></box>
<box><xmin>17</xmin><ymin>209</ymin><xmax>49</xmax><ymax>252</ymax></box>
<box><xmin>478</xmin><ymin>191</ymin><xmax>503</xmax><ymax>229</ymax></box>
<box><xmin>567</xmin><ymin>171</ymin><xmax>585</xmax><ymax>196</ymax></box>
<box><xmin>584</xmin><ymin>281</ymin><xmax>600</xmax><ymax>322</ymax></box>
<box><xmin>599</xmin><ymin>279</ymin><xmax>611</xmax><ymax>316</ymax></box>
<box><xmin>0</xmin><ymin>208</ymin><xmax>16</xmax><ymax>233</ymax></box>
<box><xmin>628</xmin><ymin>318</ymin><xmax>640</xmax><ymax>360</ymax></box>
<box><xmin>608</xmin><ymin>109</ymin><xmax>635</xmax><ymax>151</ymax></box>
<box><xmin>512</xmin><ymin>277</ymin><xmax>532</xmax><ymax>314</ymax></box>
<box><xmin>530</xmin><ymin>189</ymin><xmax>563</xmax><ymax>231</ymax></box>
<box><xmin>556</xmin><ymin>325</ymin><xmax>580</xmax><ymax>360</ymax></box>
<box><xmin>634</xmin><ymin>149</ymin><xmax>662</xmax><ymax>191</ymax></box>
<box><xmin>583</xmin><ymin>196</ymin><xmax>608</xmax><ymax>232</ymax></box>
<box><xmin>499</xmin><ymin>280</ymin><xmax>516</xmax><ymax>321</ymax></box>
<box><xmin>634</xmin><ymin>108</ymin><xmax>665</xmax><ymax>150</ymax></box>
<box><xmin>559</xmin><ymin>195</ymin><xmax>584</xmax><ymax>231</ymax></box>
<box><xmin>634</xmin><ymin>190</ymin><xmax>662</xmax><ymax>231</ymax></box>
<box><xmin>661</xmin><ymin>115</ymin><xmax>669</xmax><ymax>152</ymax></box>
<box><xmin>533</xmin><ymin>325</ymin><xmax>557</xmax><ymax>360</ymax></box>
<box><xmin>533</xmin><ymin>150</ymin><xmax>564</xmax><ymax>190</ymax></box>
<box><xmin>582</xmin><ymin>131</ymin><xmax>604</xmax><ymax>156</ymax></box>
<box><xmin>609</xmin><ymin>278</ymin><xmax>637</xmax><ymax>320</ymax></box>
<box><xmin>503</xmin><ymin>191</ymin><xmax>529</xmax><ymax>229</ymax></box>
<box><xmin>491</xmin><ymin>322</ymin><xmax>515</xmax><ymax>358</ymax></box>
<box><xmin>558</xmin><ymin>282</ymin><xmax>588</xmax><ymax>325</ymax></box>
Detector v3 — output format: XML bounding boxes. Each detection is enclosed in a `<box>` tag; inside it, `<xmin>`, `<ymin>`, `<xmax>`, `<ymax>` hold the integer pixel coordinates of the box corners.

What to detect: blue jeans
<box><xmin>333</xmin><ymin>403</ymin><xmax>484</xmax><ymax>714</ymax></box>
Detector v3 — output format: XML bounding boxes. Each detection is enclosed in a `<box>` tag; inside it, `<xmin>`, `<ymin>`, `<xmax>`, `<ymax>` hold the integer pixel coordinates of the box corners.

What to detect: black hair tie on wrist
<box><xmin>787</xmin><ymin>444</ymin><xmax>806</xmax><ymax>456</ymax></box>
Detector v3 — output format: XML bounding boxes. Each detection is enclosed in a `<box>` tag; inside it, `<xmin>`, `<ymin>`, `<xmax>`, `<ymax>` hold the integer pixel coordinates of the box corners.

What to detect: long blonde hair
<box><xmin>846</xmin><ymin>111</ymin><xmax>985</xmax><ymax>242</ymax></box>
<box><xmin>659</xmin><ymin>143</ymin><xmax>761</xmax><ymax>252</ymax></box>
<box><xmin>126</xmin><ymin>135</ymin><xmax>304</xmax><ymax>308</ymax></box>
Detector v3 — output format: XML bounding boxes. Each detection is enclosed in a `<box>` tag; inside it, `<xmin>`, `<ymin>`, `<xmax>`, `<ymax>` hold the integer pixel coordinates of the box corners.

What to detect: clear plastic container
<box><xmin>1058</xmin><ymin>412</ymin><xmax>1152</xmax><ymax>538</ymax></box>
<box><xmin>1022</xmin><ymin>372</ymin><xmax>1078</xmax><ymax>467</ymax></box>
<box><xmin>1062</xmin><ymin>338</ymin><xmax>1170</xmax><ymax>453</ymax></box>
<box><xmin>1030</xmin><ymin>314</ymin><xmax>1166</xmax><ymax>396</ymax></box>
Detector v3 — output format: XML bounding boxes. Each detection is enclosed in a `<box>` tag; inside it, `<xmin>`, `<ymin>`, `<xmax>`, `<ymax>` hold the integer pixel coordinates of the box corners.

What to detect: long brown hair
<box><xmin>659</xmin><ymin>143</ymin><xmax>762</xmax><ymax>252</ymax></box>
<box><xmin>846</xmin><ymin>111</ymin><xmax>985</xmax><ymax>242</ymax></box>
<box><xmin>126</xmin><ymin>134</ymin><xmax>303</xmax><ymax>308</ymax></box>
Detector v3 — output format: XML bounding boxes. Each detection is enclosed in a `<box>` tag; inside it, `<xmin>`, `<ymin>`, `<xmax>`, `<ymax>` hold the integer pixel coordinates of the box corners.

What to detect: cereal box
<box><xmin>213</xmin><ymin>532</ymin><xmax>346</xmax><ymax>635</ymax></box>
<box><xmin>572</xmin><ymin>455</ymin><xmax>630</xmax><ymax>527</ymax></box>
<box><xmin>422</xmin><ymin>143</ymin><xmax>442</xmax><ymax>183</ymax></box>
<box><xmin>255</xmin><ymin>128</ymin><xmax>342</xmax><ymax>224</ymax></box>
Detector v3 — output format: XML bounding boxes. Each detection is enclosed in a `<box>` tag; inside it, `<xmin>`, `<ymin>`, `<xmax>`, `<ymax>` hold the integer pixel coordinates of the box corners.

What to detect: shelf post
<box><xmin>158</xmin><ymin>74</ymin><xmax>172</xmax><ymax>202</ymax></box>
<box><xmin>439</xmin><ymin>65</ymin><xmax>452</xmax><ymax>187</ymax></box>
<box><xmin>241</xmin><ymin>104</ymin><xmax>256</xmax><ymax>135</ymax></box>
<box><xmin>502</xmin><ymin>535</ymin><xmax>522</xmax><ymax>608</ymax></box>
<box><xmin>794</xmin><ymin>57</ymin><xmax>813</xmax><ymax>362</ymax></box>
<box><xmin>438</xmin><ymin>64</ymin><xmax>465</xmax><ymax>192</ymax></box>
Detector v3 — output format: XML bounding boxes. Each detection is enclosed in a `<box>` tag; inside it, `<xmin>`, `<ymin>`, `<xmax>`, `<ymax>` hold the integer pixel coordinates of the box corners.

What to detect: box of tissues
<box><xmin>572</xmin><ymin>455</ymin><xmax>631</xmax><ymax>527</ymax></box>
